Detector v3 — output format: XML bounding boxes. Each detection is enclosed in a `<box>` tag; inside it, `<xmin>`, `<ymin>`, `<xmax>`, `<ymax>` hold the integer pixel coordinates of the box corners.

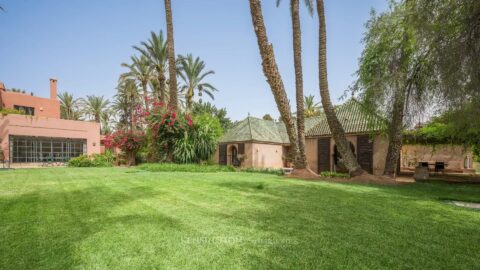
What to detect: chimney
<box><xmin>0</xmin><ymin>81</ymin><xmax>5</xmax><ymax>91</ymax></box>
<box><xmin>50</xmin><ymin>78</ymin><xmax>57</xmax><ymax>100</ymax></box>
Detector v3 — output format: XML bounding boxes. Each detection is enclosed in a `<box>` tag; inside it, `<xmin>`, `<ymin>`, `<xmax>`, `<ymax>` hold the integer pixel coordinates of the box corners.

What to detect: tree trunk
<box><xmin>317</xmin><ymin>0</ymin><xmax>365</xmax><ymax>176</ymax></box>
<box><xmin>142</xmin><ymin>81</ymin><xmax>149</xmax><ymax>112</ymax></box>
<box><xmin>384</xmin><ymin>0</ymin><xmax>415</xmax><ymax>177</ymax></box>
<box><xmin>126</xmin><ymin>150</ymin><xmax>136</xmax><ymax>167</ymax></box>
<box><xmin>291</xmin><ymin>0</ymin><xmax>308</xmax><ymax>169</ymax></box>
<box><xmin>165</xmin><ymin>0</ymin><xmax>178</xmax><ymax>110</ymax></box>
<box><xmin>248</xmin><ymin>0</ymin><xmax>299</xmax><ymax>164</ymax></box>
<box><xmin>186</xmin><ymin>87</ymin><xmax>194</xmax><ymax>110</ymax></box>
<box><xmin>383</xmin><ymin>86</ymin><xmax>405</xmax><ymax>176</ymax></box>
<box><xmin>159</xmin><ymin>72</ymin><xmax>166</xmax><ymax>102</ymax></box>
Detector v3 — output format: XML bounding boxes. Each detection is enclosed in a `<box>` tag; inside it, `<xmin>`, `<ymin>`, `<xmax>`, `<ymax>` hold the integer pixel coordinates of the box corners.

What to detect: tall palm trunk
<box><xmin>165</xmin><ymin>0</ymin><xmax>178</xmax><ymax>110</ymax></box>
<box><xmin>317</xmin><ymin>0</ymin><xmax>364</xmax><ymax>176</ymax></box>
<box><xmin>186</xmin><ymin>87</ymin><xmax>194</xmax><ymax>110</ymax></box>
<box><xmin>142</xmin><ymin>81</ymin><xmax>149</xmax><ymax>112</ymax></box>
<box><xmin>158</xmin><ymin>72</ymin><xmax>166</xmax><ymax>102</ymax></box>
<box><xmin>249</xmin><ymin>0</ymin><xmax>299</xmax><ymax>165</ymax></box>
<box><xmin>291</xmin><ymin>0</ymin><xmax>308</xmax><ymax>169</ymax></box>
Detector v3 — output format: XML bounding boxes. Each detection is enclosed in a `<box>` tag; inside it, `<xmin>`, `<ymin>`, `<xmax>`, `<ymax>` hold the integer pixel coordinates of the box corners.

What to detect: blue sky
<box><xmin>0</xmin><ymin>0</ymin><xmax>388</xmax><ymax>120</ymax></box>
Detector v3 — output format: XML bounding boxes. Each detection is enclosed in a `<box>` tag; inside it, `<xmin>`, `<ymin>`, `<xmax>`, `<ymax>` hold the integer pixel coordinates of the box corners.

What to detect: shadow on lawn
<box><xmin>0</xmin><ymin>185</ymin><xmax>183</xmax><ymax>270</ymax></box>
<box><xmin>215</xmin><ymin>180</ymin><xmax>480</xmax><ymax>269</ymax></box>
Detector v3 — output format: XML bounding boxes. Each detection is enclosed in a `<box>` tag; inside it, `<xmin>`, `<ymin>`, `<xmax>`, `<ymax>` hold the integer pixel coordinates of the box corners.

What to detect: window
<box><xmin>10</xmin><ymin>136</ymin><xmax>86</xmax><ymax>163</ymax></box>
<box><xmin>14</xmin><ymin>105</ymin><xmax>35</xmax><ymax>116</ymax></box>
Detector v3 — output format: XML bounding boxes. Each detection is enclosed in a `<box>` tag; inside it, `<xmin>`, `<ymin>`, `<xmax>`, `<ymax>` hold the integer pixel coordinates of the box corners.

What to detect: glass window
<box><xmin>10</xmin><ymin>136</ymin><xmax>87</xmax><ymax>163</ymax></box>
<box><xmin>13</xmin><ymin>105</ymin><xmax>35</xmax><ymax>116</ymax></box>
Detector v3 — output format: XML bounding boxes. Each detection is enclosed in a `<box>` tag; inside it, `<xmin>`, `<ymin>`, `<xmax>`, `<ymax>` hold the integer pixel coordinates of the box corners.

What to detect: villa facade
<box><xmin>217</xmin><ymin>99</ymin><xmax>390</xmax><ymax>175</ymax></box>
<box><xmin>0</xmin><ymin>79</ymin><xmax>100</xmax><ymax>165</ymax></box>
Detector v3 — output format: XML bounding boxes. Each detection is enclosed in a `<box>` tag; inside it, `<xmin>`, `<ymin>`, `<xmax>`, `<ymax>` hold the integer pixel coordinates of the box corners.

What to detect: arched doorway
<box><xmin>333</xmin><ymin>141</ymin><xmax>355</xmax><ymax>173</ymax></box>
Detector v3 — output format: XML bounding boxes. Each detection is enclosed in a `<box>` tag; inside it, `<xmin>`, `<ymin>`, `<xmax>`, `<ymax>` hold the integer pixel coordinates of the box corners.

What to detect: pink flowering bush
<box><xmin>143</xmin><ymin>102</ymin><xmax>219</xmax><ymax>163</ymax></box>
<box><xmin>104</xmin><ymin>130</ymin><xmax>145</xmax><ymax>166</ymax></box>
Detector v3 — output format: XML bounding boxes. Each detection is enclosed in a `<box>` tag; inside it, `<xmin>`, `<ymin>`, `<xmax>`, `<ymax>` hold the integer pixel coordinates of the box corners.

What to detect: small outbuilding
<box><xmin>216</xmin><ymin>99</ymin><xmax>390</xmax><ymax>175</ymax></box>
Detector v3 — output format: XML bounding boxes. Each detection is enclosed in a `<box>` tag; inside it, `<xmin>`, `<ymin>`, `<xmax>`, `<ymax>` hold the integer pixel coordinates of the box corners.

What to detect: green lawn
<box><xmin>1</xmin><ymin>168</ymin><xmax>479</xmax><ymax>269</ymax></box>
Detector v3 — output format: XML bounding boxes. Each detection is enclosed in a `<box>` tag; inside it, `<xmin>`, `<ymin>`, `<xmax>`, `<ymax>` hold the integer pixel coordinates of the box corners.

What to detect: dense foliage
<box><xmin>145</xmin><ymin>102</ymin><xmax>220</xmax><ymax>164</ymax></box>
<box><xmin>0</xmin><ymin>108</ymin><xmax>25</xmax><ymax>116</ymax></box>
<box><xmin>404</xmin><ymin>102</ymin><xmax>480</xmax><ymax>161</ymax></box>
<box><xmin>104</xmin><ymin>130</ymin><xmax>145</xmax><ymax>166</ymax></box>
<box><xmin>68</xmin><ymin>152</ymin><xmax>115</xmax><ymax>167</ymax></box>
<box><xmin>191</xmin><ymin>101</ymin><xmax>233</xmax><ymax>131</ymax></box>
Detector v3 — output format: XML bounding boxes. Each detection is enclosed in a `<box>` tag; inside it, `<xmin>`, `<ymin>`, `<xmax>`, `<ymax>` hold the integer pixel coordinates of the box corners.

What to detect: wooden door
<box><xmin>218</xmin><ymin>144</ymin><xmax>227</xmax><ymax>165</ymax></box>
<box><xmin>317</xmin><ymin>137</ymin><xmax>331</xmax><ymax>173</ymax></box>
<box><xmin>357</xmin><ymin>135</ymin><xmax>373</xmax><ymax>173</ymax></box>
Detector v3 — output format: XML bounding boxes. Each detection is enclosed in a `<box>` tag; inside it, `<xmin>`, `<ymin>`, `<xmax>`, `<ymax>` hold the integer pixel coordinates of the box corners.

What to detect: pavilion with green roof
<box><xmin>216</xmin><ymin>99</ymin><xmax>389</xmax><ymax>175</ymax></box>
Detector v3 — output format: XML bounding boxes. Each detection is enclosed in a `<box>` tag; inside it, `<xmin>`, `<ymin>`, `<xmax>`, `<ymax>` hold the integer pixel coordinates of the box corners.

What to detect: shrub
<box><xmin>138</xmin><ymin>163</ymin><xmax>235</xmax><ymax>173</ymax></box>
<box><xmin>68</xmin><ymin>153</ymin><xmax>115</xmax><ymax>167</ymax></box>
<box><xmin>68</xmin><ymin>155</ymin><xmax>94</xmax><ymax>167</ymax></box>
<box><xmin>104</xmin><ymin>130</ymin><xmax>145</xmax><ymax>166</ymax></box>
<box><xmin>0</xmin><ymin>108</ymin><xmax>25</xmax><ymax>116</ymax></box>
<box><xmin>319</xmin><ymin>171</ymin><xmax>349</xmax><ymax>178</ymax></box>
<box><xmin>146</xmin><ymin>103</ymin><xmax>219</xmax><ymax>164</ymax></box>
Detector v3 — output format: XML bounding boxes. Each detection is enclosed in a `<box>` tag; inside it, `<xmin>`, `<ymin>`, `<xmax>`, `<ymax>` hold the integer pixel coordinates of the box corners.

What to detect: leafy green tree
<box><xmin>177</xmin><ymin>54</ymin><xmax>217</xmax><ymax>110</ymax></box>
<box><xmin>355</xmin><ymin>1</ymin><xmax>433</xmax><ymax>176</ymax></box>
<box><xmin>191</xmin><ymin>101</ymin><xmax>233</xmax><ymax>131</ymax></box>
<box><xmin>410</xmin><ymin>0</ymin><xmax>480</xmax><ymax>108</ymax></box>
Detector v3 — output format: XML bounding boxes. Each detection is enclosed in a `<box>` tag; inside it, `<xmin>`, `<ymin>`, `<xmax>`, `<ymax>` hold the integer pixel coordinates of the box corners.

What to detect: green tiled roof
<box><xmin>305</xmin><ymin>99</ymin><xmax>385</xmax><ymax>136</ymax></box>
<box><xmin>219</xmin><ymin>116</ymin><xmax>289</xmax><ymax>144</ymax></box>
<box><xmin>220</xmin><ymin>99</ymin><xmax>385</xmax><ymax>144</ymax></box>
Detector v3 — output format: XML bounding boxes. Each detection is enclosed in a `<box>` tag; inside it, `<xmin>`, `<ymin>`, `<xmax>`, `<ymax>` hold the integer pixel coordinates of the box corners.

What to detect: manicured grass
<box><xmin>1</xmin><ymin>168</ymin><xmax>479</xmax><ymax>269</ymax></box>
<box><xmin>138</xmin><ymin>163</ymin><xmax>236</xmax><ymax>173</ymax></box>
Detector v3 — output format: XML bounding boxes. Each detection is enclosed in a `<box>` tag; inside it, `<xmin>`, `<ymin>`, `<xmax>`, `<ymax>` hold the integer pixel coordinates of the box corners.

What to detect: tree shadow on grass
<box><xmin>0</xmin><ymin>185</ymin><xmax>184</xmax><ymax>270</ymax></box>
<box><xmin>215</xmin><ymin>180</ymin><xmax>480</xmax><ymax>269</ymax></box>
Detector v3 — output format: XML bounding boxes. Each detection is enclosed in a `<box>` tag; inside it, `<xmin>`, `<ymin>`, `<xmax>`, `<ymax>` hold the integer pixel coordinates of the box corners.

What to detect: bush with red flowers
<box><xmin>104</xmin><ymin>130</ymin><xmax>145</xmax><ymax>166</ymax></box>
<box><xmin>145</xmin><ymin>102</ymin><xmax>193</xmax><ymax>161</ymax></box>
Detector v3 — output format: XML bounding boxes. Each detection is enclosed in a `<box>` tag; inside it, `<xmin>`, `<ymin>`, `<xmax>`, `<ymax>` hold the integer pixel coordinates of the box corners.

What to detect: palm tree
<box><xmin>178</xmin><ymin>54</ymin><xmax>217</xmax><ymax>110</ymax></box>
<box><xmin>276</xmin><ymin>0</ymin><xmax>314</xmax><ymax>170</ymax></box>
<box><xmin>113</xmin><ymin>79</ymin><xmax>140</xmax><ymax>131</ymax></box>
<box><xmin>100</xmin><ymin>109</ymin><xmax>115</xmax><ymax>135</ymax></box>
<box><xmin>121</xmin><ymin>55</ymin><xmax>153</xmax><ymax>112</ymax></box>
<box><xmin>134</xmin><ymin>31</ymin><xmax>168</xmax><ymax>102</ymax></box>
<box><xmin>80</xmin><ymin>95</ymin><xmax>110</xmax><ymax>123</ymax></box>
<box><xmin>248</xmin><ymin>0</ymin><xmax>300</xmax><ymax>168</ymax></box>
<box><xmin>58</xmin><ymin>92</ymin><xmax>81</xmax><ymax>120</ymax></box>
<box><xmin>164</xmin><ymin>0</ymin><xmax>178</xmax><ymax>110</ymax></box>
<box><xmin>304</xmin><ymin>95</ymin><xmax>320</xmax><ymax>117</ymax></box>
<box><xmin>316</xmin><ymin>0</ymin><xmax>364</xmax><ymax>176</ymax></box>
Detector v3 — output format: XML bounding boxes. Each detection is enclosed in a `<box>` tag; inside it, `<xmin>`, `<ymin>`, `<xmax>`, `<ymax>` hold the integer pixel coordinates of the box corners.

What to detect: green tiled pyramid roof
<box><xmin>220</xmin><ymin>99</ymin><xmax>385</xmax><ymax>144</ymax></box>
<box><xmin>219</xmin><ymin>116</ymin><xmax>289</xmax><ymax>144</ymax></box>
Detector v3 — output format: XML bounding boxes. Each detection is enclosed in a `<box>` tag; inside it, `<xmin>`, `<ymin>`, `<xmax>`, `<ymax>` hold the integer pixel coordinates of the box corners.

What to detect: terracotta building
<box><xmin>217</xmin><ymin>99</ymin><xmax>390</xmax><ymax>175</ymax></box>
<box><xmin>0</xmin><ymin>79</ymin><xmax>100</xmax><ymax>165</ymax></box>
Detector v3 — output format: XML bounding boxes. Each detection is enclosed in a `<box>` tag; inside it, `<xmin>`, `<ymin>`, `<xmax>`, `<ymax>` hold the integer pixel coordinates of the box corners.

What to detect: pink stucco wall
<box><xmin>0</xmin><ymin>114</ymin><xmax>100</xmax><ymax>159</ymax></box>
<box><xmin>0</xmin><ymin>91</ymin><xmax>60</xmax><ymax>119</ymax></box>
